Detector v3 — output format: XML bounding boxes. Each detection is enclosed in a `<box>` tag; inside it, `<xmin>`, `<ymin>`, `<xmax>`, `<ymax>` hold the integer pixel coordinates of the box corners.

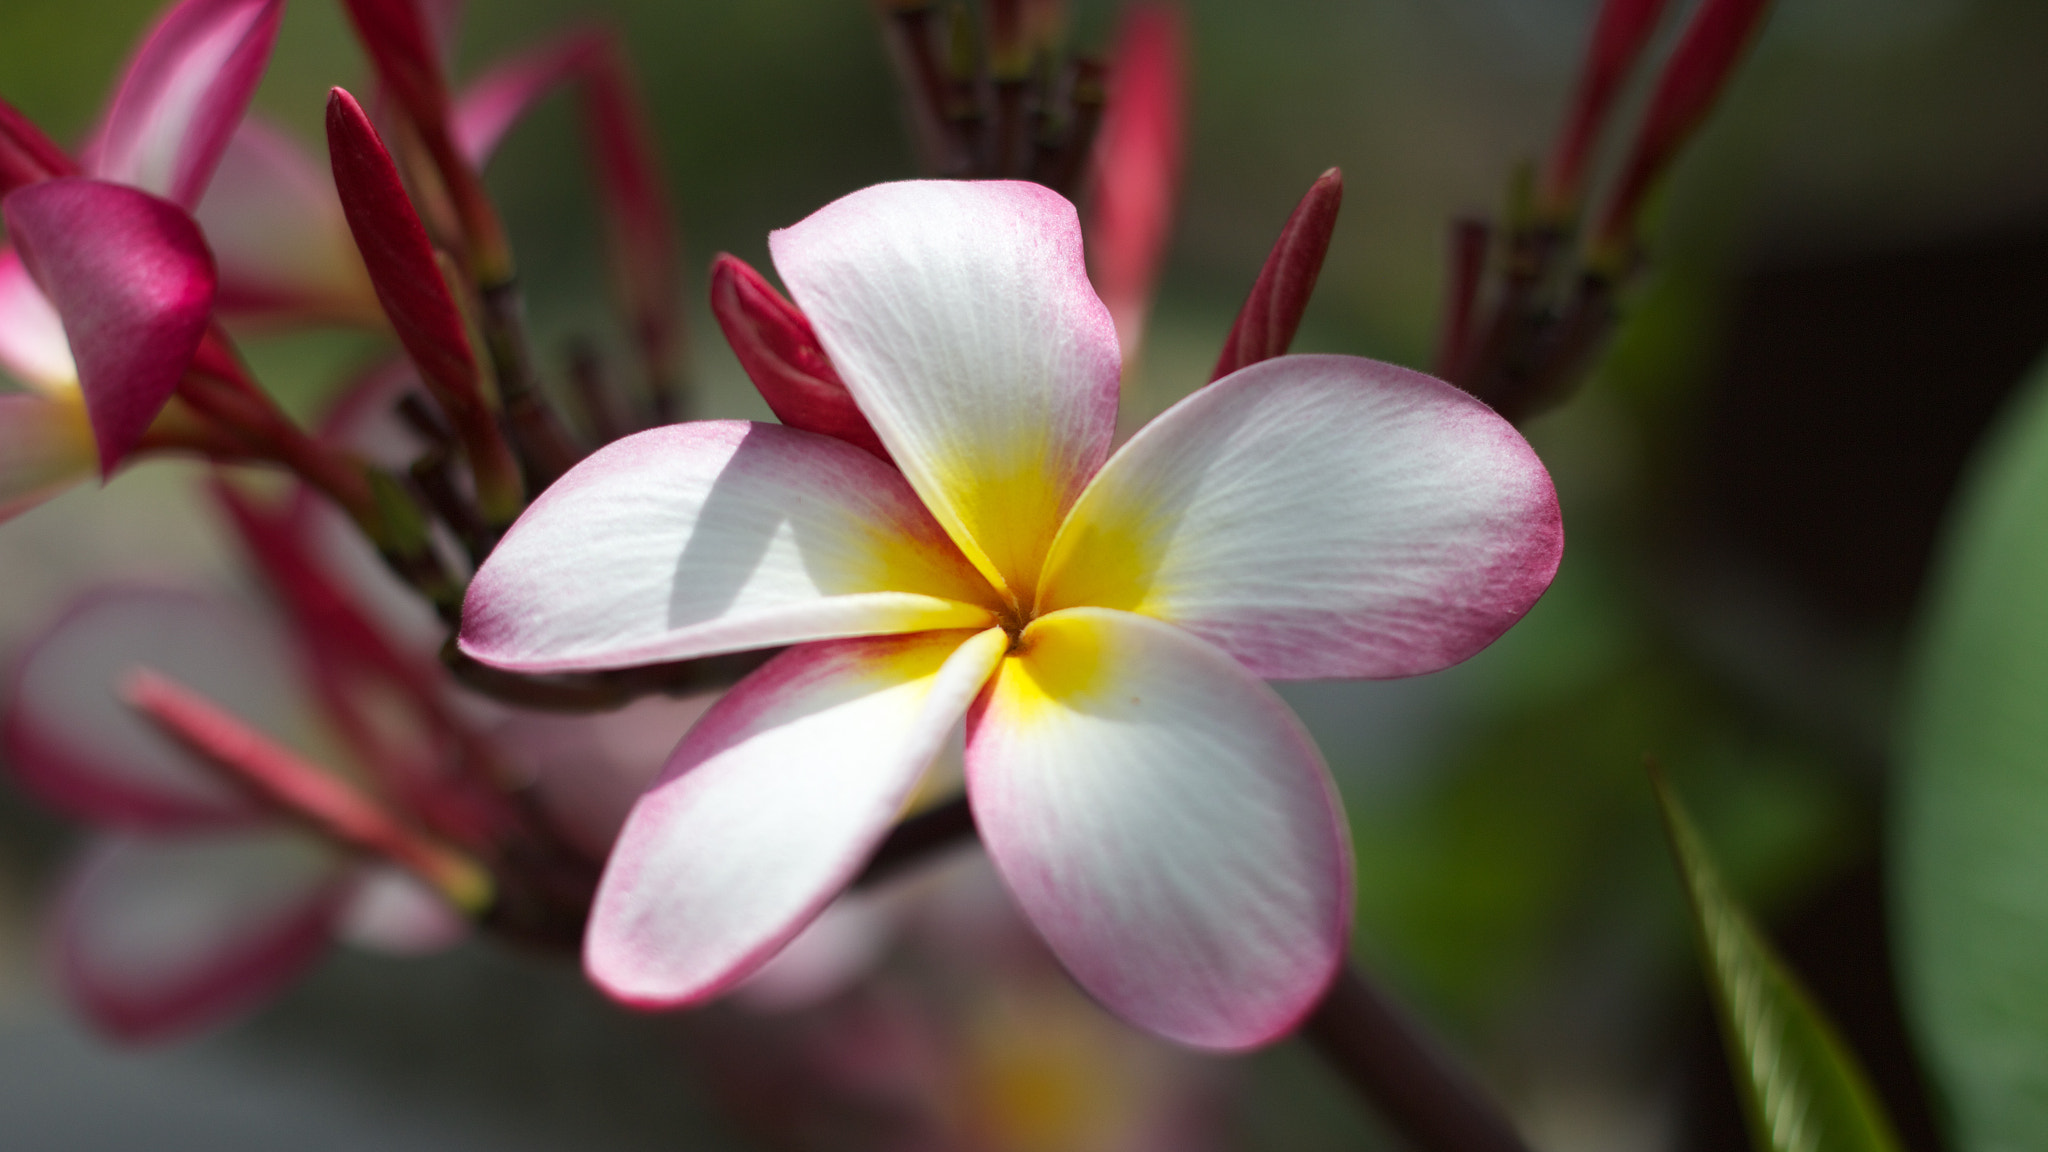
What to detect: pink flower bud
<box><xmin>123</xmin><ymin>668</ymin><xmax>491</xmax><ymax>913</ymax></box>
<box><xmin>1085</xmin><ymin>1</ymin><xmax>1185</xmax><ymax>359</ymax></box>
<box><xmin>574</xmin><ymin>36</ymin><xmax>684</xmax><ymax>399</ymax></box>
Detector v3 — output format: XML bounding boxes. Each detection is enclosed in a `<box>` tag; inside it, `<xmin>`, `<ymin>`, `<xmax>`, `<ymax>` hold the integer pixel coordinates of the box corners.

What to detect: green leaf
<box><xmin>1654</xmin><ymin>771</ymin><xmax>1905</xmax><ymax>1152</ymax></box>
<box><xmin>1897</xmin><ymin>354</ymin><xmax>2048</xmax><ymax>1152</ymax></box>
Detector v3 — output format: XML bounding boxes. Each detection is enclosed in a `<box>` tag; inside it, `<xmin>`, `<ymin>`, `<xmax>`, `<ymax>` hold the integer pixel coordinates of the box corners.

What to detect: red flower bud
<box><xmin>708</xmin><ymin>254</ymin><xmax>889</xmax><ymax>462</ymax></box>
<box><xmin>337</xmin><ymin>0</ymin><xmax>451</xmax><ymax>142</ymax></box>
<box><xmin>1212</xmin><ymin>168</ymin><xmax>1343</xmax><ymax>381</ymax></box>
<box><xmin>1595</xmin><ymin>0</ymin><xmax>1773</xmax><ymax>260</ymax></box>
<box><xmin>325</xmin><ymin>87</ymin><xmax>522</xmax><ymax>521</ymax></box>
<box><xmin>575</xmin><ymin>37</ymin><xmax>684</xmax><ymax>403</ymax></box>
<box><xmin>1541</xmin><ymin>0</ymin><xmax>1667</xmax><ymax>216</ymax></box>
<box><xmin>338</xmin><ymin>0</ymin><xmax>511</xmax><ymax>284</ymax></box>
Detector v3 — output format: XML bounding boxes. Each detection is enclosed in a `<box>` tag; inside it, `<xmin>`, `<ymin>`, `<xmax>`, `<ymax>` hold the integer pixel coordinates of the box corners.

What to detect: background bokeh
<box><xmin>4</xmin><ymin>0</ymin><xmax>2048</xmax><ymax>1147</ymax></box>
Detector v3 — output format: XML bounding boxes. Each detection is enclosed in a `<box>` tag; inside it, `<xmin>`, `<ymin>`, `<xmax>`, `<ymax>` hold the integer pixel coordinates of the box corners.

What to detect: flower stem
<box><xmin>478</xmin><ymin>276</ymin><xmax>582</xmax><ymax>489</ymax></box>
<box><xmin>1300</xmin><ymin>966</ymin><xmax>1536</xmax><ymax>1152</ymax></box>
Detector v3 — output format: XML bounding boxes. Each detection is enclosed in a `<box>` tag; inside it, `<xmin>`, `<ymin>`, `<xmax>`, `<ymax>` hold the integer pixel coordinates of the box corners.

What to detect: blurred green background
<box><xmin>4</xmin><ymin>0</ymin><xmax>2048</xmax><ymax>1148</ymax></box>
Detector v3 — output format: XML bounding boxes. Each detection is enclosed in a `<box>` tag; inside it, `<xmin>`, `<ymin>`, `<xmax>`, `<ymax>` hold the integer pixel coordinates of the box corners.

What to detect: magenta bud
<box><xmin>1211</xmin><ymin>168</ymin><xmax>1343</xmax><ymax>381</ymax></box>
<box><xmin>708</xmin><ymin>253</ymin><xmax>889</xmax><ymax>462</ymax></box>
<box><xmin>337</xmin><ymin>0</ymin><xmax>452</xmax><ymax>141</ymax></box>
<box><xmin>325</xmin><ymin>87</ymin><xmax>521</xmax><ymax>518</ymax></box>
<box><xmin>1433</xmin><ymin>217</ymin><xmax>1491</xmax><ymax>382</ymax></box>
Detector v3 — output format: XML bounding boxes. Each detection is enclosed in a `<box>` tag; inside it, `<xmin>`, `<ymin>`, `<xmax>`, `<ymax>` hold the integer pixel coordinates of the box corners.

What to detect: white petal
<box><xmin>461</xmin><ymin>421</ymin><xmax>1001</xmax><ymax>673</ymax></box>
<box><xmin>586</xmin><ymin>626</ymin><xmax>1007</xmax><ymax>1006</ymax></box>
<box><xmin>0</xmin><ymin>250</ymin><xmax>78</xmax><ymax>392</ymax></box>
<box><xmin>1038</xmin><ymin>354</ymin><xmax>1562</xmax><ymax>679</ymax></box>
<box><xmin>770</xmin><ymin>180</ymin><xmax>1121</xmax><ymax>601</ymax></box>
<box><xmin>968</xmin><ymin>607</ymin><xmax>1351</xmax><ymax>1050</ymax></box>
<box><xmin>56</xmin><ymin>829</ymin><xmax>345</xmax><ymax>1041</ymax></box>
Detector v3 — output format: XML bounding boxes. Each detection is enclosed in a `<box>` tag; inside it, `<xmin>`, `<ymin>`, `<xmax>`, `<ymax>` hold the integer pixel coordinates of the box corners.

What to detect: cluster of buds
<box><xmin>876</xmin><ymin>0</ymin><xmax>1108</xmax><ymax>192</ymax></box>
<box><xmin>875</xmin><ymin>0</ymin><xmax>1183</xmax><ymax>355</ymax></box>
<box><xmin>1437</xmin><ymin>0</ymin><xmax>1774</xmax><ymax>423</ymax></box>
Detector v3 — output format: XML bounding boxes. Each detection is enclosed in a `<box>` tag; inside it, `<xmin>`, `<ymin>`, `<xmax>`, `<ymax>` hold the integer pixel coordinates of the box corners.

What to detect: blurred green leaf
<box><xmin>1897</xmin><ymin>353</ymin><xmax>2048</xmax><ymax>1152</ymax></box>
<box><xmin>1655</xmin><ymin>770</ymin><xmax>1904</xmax><ymax>1152</ymax></box>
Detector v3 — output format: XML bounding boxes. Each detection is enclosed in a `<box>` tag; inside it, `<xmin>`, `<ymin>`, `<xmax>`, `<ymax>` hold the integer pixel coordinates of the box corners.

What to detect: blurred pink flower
<box><xmin>708</xmin><ymin>859</ymin><xmax>1234</xmax><ymax>1152</ymax></box>
<box><xmin>3</xmin><ymin>586</ymin><xmax>467</xmax><ymax>1041</ymax></box>
<box><xmin>1</xmin><ymin>424</ymin><xmax>711</xmax><ymax>1038</ymax></box>
<box><xmin>0</xmin><ymin>0</ymin><xmax>309</xmax><ymax>518</ymax></box>
<box><xmin>459</xmin><ymin>179</ymin><xmax>1563</xmax><ymax>1050</ymax></box>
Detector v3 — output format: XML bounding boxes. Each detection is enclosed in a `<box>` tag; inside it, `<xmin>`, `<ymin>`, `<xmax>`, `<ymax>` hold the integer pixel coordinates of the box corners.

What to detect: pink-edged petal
<box><xmin>461</xmin><ymin>421</ymin><xmax>1001</xmax><ymax>674</ymax></box>
<box><xmin>0</xmin><ymin>250</ymin><xmax>78</xmax><ymax>390</ymax></box>
<box><xmin>335</xmin><ymin>864</ymin><xmax>468</xmax><ymax>955</ymax></box>
<box><xmin>967</xmin><ymin>607</ymin><xmax>1351</xmax><ymax>1051</ymax></box>
<box><xmin>1087</xmin><ymin>2</ymin><xmax>1186</xmax><ymax>359</ymax></box>
<box><xmin>55</xmin><ymin>829</ymin><xmax>346</xmax><ymax>1042</ymax></box>
<box><xmin>4</xmin><ymin>588</ymin><xmax>322</xmax><ymax>829</ymax></box>
<box><xmin>587</xmin><ymin>626</ymin><xmax>1008</xmax><ymax>1007</ymax></box>
<box><xmin>2</xmin><ymin>179</ymin><xmax>216</xmax><ymax>473</ymax></box>
<box><xmin>0</xmin><ymin>391</ymin><xmax>96</xmax><ymax>522</ymax></box>
<box><xmin>497</xmin><ymin>692</ymin><xmax>718</xmax><ymax>857</ymax></box>
<box><xmin>196</xmin><ymin>117</ymin><xmax>378</xmax><ymax>325</ymax></box>
<box><xmin>90</xmin><ymin>0</ymin><xmax>284</xmax><ymax>207</ymax></box>
<box><xmin>770</xmin><ymin>180</ymin><xmax>1121</xmax><ymax>602</ymax></box>
<box><xmin>1037</xmin><ymin>354</ymin><xmax>1563</xmax><ymax>680</ymax></box>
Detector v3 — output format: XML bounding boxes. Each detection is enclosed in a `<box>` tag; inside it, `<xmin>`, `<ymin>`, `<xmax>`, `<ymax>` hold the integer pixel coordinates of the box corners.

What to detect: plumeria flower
<box><xmin>3</xmin><ymin>571</ymin><xmax>711</xmax><ymax>1042</ymax></box>
<box><xmin>0</xmin><ymin>0</ymin><xmax>290</xmax><ymax>518</ymax></box>
<box><xmin>0</xmin><ymin>0</ymin><xmax>644</xmax><ymax>526</ymax></box>
<box><xmin>460</xmin><ymin>179</ymin><xmax>1563</xmax><ymax>1050</ymax></box>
